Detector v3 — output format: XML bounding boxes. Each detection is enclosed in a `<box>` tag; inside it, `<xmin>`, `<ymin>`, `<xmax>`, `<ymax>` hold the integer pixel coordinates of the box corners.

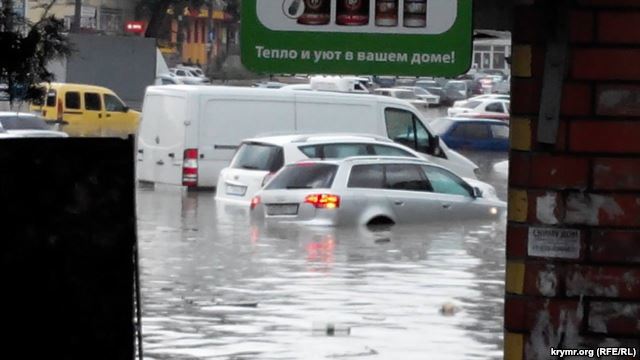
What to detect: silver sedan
<box><xmin>250</xmin><ymin>157</ymin><xmax>506</xmax><ymax>226</ymax></box>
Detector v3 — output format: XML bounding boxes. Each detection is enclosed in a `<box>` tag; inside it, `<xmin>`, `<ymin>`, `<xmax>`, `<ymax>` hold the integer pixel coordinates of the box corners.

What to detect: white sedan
<box><xmin>452</xmin><ymin>94</ymin><xmax>510</xmax><ymax>108</ymax></box>
<box><xmin>0</xmin><ymin>112</ymin><xmax>68</xmax><ymax>138</ymax></box>
<box><xmin>447</xmin><ymin>98</ymin><xmax>510</xmax><ymax>118</ymax></box>
<box><xmin>250</xmin><ymin>157</ymin><xmax>506</xmax><ymax>226</ymax></box>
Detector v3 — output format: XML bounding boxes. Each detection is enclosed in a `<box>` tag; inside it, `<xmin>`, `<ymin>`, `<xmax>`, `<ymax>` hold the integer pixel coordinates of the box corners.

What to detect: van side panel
<box><xmin>197</xmin><ymin>98</ymin><xmax>296</xmax><ymax>187</ymax></box>
<box><xmin>295</xmin><ymin>99</ymin><xmax>378</xmax><ymax>134</ymax></box>
<box><xmin>137</xmin><ymin>93</ymin><xmax>187</xmax><ymax>185</ymax></box>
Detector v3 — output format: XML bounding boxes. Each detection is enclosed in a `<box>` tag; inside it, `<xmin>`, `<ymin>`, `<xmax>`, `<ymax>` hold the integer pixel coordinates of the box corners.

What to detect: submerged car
<box><xmin>250</xmin><ymin>157</ymin><xmax>505</xmax><ymax>226</ymax></box>
<box><xmin>215</xmin><ymin>133</ymin><xmax>479</xmax><ymax>204</ymax></box>
<box><xmin>431</xmin><ymin>118</ymin><xmax>510</xmax><ymax>151</ymax></box>
<box><xmin>0</xmin><ymin>112</ymin><xmax>68</xmax><ymax>138</ymax></box>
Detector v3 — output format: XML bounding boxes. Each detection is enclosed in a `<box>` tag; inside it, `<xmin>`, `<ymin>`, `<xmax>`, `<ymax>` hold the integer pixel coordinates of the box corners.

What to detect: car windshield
<box><xmin>0</xmin><ymin>115</ymin><xmax>50</xmax><ymax>130</ymax></box>
<box><xmin>230</xmin><ymin>142</ymin><xmax>284</xmax><ymax>172</ymax></box>
<box><xmin>266</xmin><ymin>163</ymin><xmax>338</xmax><ymax>190</ymax></box>
<box><xmin>412</xmin><ymin>87</ymin><xmax>430</xmax><ymax>95</ymax></box>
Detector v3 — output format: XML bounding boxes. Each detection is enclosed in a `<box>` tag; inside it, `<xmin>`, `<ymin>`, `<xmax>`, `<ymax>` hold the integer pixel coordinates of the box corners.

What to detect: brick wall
<box><xmin>506</xmin><ymin>0</ymin><xmax>640</xmax><ymax>359</ymax></box>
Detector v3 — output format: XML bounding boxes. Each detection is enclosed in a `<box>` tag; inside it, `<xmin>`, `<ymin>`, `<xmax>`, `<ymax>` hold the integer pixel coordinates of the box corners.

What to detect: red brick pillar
<box><xmin>505</xmin><ymin>1</ymin><xmax>640</xmax><ymax>359</ymax></box>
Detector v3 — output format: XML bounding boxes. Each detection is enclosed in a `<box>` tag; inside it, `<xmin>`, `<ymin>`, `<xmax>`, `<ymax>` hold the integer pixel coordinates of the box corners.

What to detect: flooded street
<box><xmin>136</xmin><ymin>149</ymin><xmax>508</xmax><ymax>360</ymax></box>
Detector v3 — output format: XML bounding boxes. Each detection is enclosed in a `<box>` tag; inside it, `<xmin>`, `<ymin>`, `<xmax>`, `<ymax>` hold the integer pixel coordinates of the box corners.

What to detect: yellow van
<box><xmin>31</xmin><ymin>83</ymin><xmax>140</xmax><ymax>137</ymax></box>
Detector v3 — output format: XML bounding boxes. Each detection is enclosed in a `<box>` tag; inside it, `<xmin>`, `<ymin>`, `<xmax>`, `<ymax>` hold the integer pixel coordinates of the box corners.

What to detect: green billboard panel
<box><xmin>241</xmin><ymin>0</ymin><xmax>473</xmax><ymax>77</ymax></box>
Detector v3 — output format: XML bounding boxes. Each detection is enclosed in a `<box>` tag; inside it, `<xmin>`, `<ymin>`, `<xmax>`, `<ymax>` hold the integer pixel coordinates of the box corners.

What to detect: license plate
<box><xmin>226</xmin><ymin>184</ymin><xmax>247</xmax><ymax>196</ymax></box>
<box><xmin>266</xmin><ymin>204</ymin><xmax>299</xmax><ymax>216</ymax></box>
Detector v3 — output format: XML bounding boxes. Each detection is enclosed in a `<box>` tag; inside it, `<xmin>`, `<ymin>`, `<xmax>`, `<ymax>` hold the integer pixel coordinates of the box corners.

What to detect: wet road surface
<box><xmin>137</xmin><ymin>151</ymin><xmax>508</xmax><ymax>359</ymax></box>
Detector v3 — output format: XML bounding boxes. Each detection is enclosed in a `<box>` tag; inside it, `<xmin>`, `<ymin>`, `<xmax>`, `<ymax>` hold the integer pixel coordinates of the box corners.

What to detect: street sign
<box><xmin>241</xmin><ymin>0</ymin><xmax>472</xmax><ymax>76</ymax></box>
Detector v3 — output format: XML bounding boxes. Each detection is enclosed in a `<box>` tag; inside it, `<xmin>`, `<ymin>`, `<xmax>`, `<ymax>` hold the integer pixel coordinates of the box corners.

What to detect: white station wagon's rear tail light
<box><xmin>305</xmin><ymin>194</ymin><xmax>340</xmax><ymax>209</ymax></box>
<box><xmin>250</xmin><ymin>196</ymin><xmax>261</xmax><ymax>210</ymax></box>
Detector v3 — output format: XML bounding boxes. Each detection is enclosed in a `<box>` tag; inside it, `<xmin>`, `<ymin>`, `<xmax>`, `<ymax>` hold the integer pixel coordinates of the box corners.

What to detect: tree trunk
<box><xmin>145</xmin><ymin>2</ymin><xmax>172</xmax><ymax>38</ymax></box>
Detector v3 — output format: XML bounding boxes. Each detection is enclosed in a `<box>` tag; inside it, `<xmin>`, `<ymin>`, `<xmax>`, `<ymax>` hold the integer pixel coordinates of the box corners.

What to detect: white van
<box><xmin>136</xmin><ymin>85</ymin><xmax>479</xmax><ymax>188</ymax></box>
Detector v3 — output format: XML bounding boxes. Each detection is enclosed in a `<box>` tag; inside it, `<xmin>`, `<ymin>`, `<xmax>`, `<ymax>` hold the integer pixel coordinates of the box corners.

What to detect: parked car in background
<box><xmin>310</xmin><ymin>76</ymin><xmax>371</xmax><ymax>93</ymax></box>
<box><xmin>0</xmin><ymin>112</ymin><xmax>68</xmax><ymax>138</ymax></box>
<box><xmin>398</xmin><ymin>86</ymin><xmax>441</xmax><ymax>106</ymax></box>
<box><xmin>30</xmin><ymin>83</ymin><xmax>140</xmax><ymax>137</ymax></box>
<box><xmin>452</xmin><ymin>94</ymin><xmax>510</xmax><ymax>108</ymax></box>
<box><xmin>176</xmin><ymin>65</ymin><xmax>206</xmax><ymax>78</ymax></box>
<box><xmin>155</xmin><ymin>74</ymin><xmax>184</xmax><ymax>85</ymax></box>
<box><xmin>442</xmin><ymin>80</ymin><xmax>470</xmax><ymax>105</ymax></box>
<box><xmin>253</xmin><ymin>81</ymin><xmax>288</xmax><ymax>89</ymax></box>
<box><xmin>169</xmin><ymin>68</ymin><xmax>210</xmax><ymax>85</ymax></box>
<box><xmin>0</xmin><ymin>83</ymin><xmax>9</xmax><ymax>101</ymax></box>
<box><xmin>431</xmin><ymin>118</ymin><xmax>510</xmax><ymax>151</ymax></box>
<box><xmin>448</xmin><ymin>98</ymin><xmax>510</xmax><ymax>118</ymax></box>
<box><xmin>415</xmin><ymin>79</ymin><xmax>445</xmax><ymax>100</ymax></box>
<box><xmin>279</xmin><ymin>83</ymin><xmax>312</xmax><ymax>91</ymax></box>
<box><xmin>216</xmin><ymin>133</ymin><xmax>472</xmax><ymax>203</ymax></box>
<box><xmin>373</xmin><ymin>88</ymin><xmax>428</xmax><ymax>108</ymax></box>
<box><xmin>372</xmin><ymin>76</ymin><xmax>396</xmax><ymax>87</ymax></box>
<box><xmin>492</xmin><ymin>75</ymin><xmax>511</xmax><ymax>94</ymax></box>
<box><xmin>250</xmin><ymin>157</ymin><xmax>505</xmax><ymax>226</ymax></box>
<box><xmin>395</xmin><ymin>77</ymin><xmax>417</xmax><ymax>86</ymax></box>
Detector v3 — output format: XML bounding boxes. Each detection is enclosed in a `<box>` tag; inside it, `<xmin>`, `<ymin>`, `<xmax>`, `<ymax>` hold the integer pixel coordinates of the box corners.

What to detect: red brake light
<box><xmin>250</xmin><ymin>196</ymin><xmax>261</xmax><ymax>210</ymax></box>
<box><xmin>304</xmin><ymin>194</ymin><xmax>340</xmax><ymax>209</ymax></box>
<box><xmin>182</xmin><ymin>148</ymin><xmax>198</xmax><ymax>187</ymax></box>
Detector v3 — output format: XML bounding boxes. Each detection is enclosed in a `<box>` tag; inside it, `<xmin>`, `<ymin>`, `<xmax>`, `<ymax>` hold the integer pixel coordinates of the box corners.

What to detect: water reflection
<box><xmin>137</xmin><ymin>185</ymin><xmax>505</xmax><ymax>359</ymax></box>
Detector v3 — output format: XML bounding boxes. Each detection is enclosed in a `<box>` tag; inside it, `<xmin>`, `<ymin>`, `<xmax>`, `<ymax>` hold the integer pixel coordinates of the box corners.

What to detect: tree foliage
<box><xmin>0</xmin><ymin>0</ymin><xmax>71</xmax><ymax>103</ymax></box>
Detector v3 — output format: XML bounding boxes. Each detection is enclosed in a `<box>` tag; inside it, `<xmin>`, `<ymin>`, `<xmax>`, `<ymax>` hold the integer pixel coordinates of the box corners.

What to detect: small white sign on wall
<box><xmin>528</xmin><ymin>227</ymin><xmax>581</xmax><ymax>259</ymax></box>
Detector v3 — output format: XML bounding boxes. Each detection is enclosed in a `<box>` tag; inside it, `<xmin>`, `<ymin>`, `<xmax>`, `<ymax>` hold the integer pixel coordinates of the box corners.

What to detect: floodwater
<box><xmin>136</xmin><ymin>150</ymin><xmax>508</xmax><ymax>360</ymax></box>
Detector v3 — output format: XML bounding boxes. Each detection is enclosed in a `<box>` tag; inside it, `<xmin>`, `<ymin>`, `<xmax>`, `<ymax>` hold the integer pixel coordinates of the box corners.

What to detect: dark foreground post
<box><xmin>0</xmin><ymin>138</ymin><xmax>137</xmax><ymax>360</ymax></box>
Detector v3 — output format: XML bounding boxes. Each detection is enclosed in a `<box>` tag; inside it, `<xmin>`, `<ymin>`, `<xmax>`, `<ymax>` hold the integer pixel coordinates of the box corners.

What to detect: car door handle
<box><xmin>442</xmin><ymin>203</ymin><xmax>451</xmax><ymax>209</ymax></box>
<box><xmin>156</xmin><ymin>160</ymin><xmax>164</xmax><ymax>165</ymax></box>
<box><xmin>98</xmin><ymin>114</ymin><xmax>102</xmax><ymax>118</ymax></box>
<box><xmin>137</xmin><ymin>149</ymin><xmax>143</xmax><ymax>154</ymax></box>
<box><xmin>394</xmin><ymin>201</ymin><xmax>404</xmax><ymax>206</ymax></box>
<box><xmin>168</xmin><ymin>153</ymin><xmax>175</xmax><ymax>158</ymax></box>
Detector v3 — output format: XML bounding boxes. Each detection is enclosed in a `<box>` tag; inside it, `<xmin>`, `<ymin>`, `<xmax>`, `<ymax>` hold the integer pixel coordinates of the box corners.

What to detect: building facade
<box><xmin>25</xmin><ymin>0</ymin><xmax>136</xmax><ymax>35</ymax></box>
<box><xmin>161</xmin><ymin>6</ymin><xmax>237</xmax><ymax>68</ymax></box>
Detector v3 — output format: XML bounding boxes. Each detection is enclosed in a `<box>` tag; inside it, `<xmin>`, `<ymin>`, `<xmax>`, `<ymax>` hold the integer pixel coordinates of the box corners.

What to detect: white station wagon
<box><xmin>250</xmin><ymin>157</ymin><xmax>506</xmax><ymax>227</ymax></box>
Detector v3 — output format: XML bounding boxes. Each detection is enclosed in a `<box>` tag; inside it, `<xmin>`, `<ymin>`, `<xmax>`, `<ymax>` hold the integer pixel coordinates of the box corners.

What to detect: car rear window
<box><xmin>348</xmin><ymin>164</ymin><xmax>384</xmax><ymax>189</ymax></box>
<box><xmin>230</xmin><ymin>143</ymin><xmax>284</xmax><ymax>172</ymax></box>
<box><xmin>266</xmin><ymin>163</ymin><xmax>338</xmax><ymax>190</ymax></box>
<box><xmin>299</xmin><ymin>143</ymin><xmax>369</xmax><ymax>159</ymax></box>
<box><xmin>0</xmin><ymin>116</ymin><xmax>50</xmax><ymax>130</ymax></box>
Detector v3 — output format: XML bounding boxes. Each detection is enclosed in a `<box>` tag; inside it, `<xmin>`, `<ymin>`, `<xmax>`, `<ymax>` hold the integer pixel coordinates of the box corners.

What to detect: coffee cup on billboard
<box><xmin>375</xmin><ymin>0</ymin><xmax>398</xmax><ymax>27</ymax></box>
<box><xmin>337</xmin><ymin>0</ymin><xmax>370</xmax><ymax>26</ymax></box>
<box><xmin>297</xmin><ymin>0</ymin><xmax>331</xmax><ymax>25</ymax></box>
<box><xmin>404</xmin><ymin>0</ymin><xmax>427</xmax><ymax>28</ymax></box>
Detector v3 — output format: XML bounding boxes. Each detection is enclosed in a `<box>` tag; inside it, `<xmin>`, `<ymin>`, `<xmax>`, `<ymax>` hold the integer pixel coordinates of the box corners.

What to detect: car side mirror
<box><xmin>472</xmin><ymin>187</ymin><xmax>483</xmax><ymax>199</ymax></box>
<box><xmin>123</xmin><ymin>106</ymin><xmax>130</xmax><ymax>113</ymax></box>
